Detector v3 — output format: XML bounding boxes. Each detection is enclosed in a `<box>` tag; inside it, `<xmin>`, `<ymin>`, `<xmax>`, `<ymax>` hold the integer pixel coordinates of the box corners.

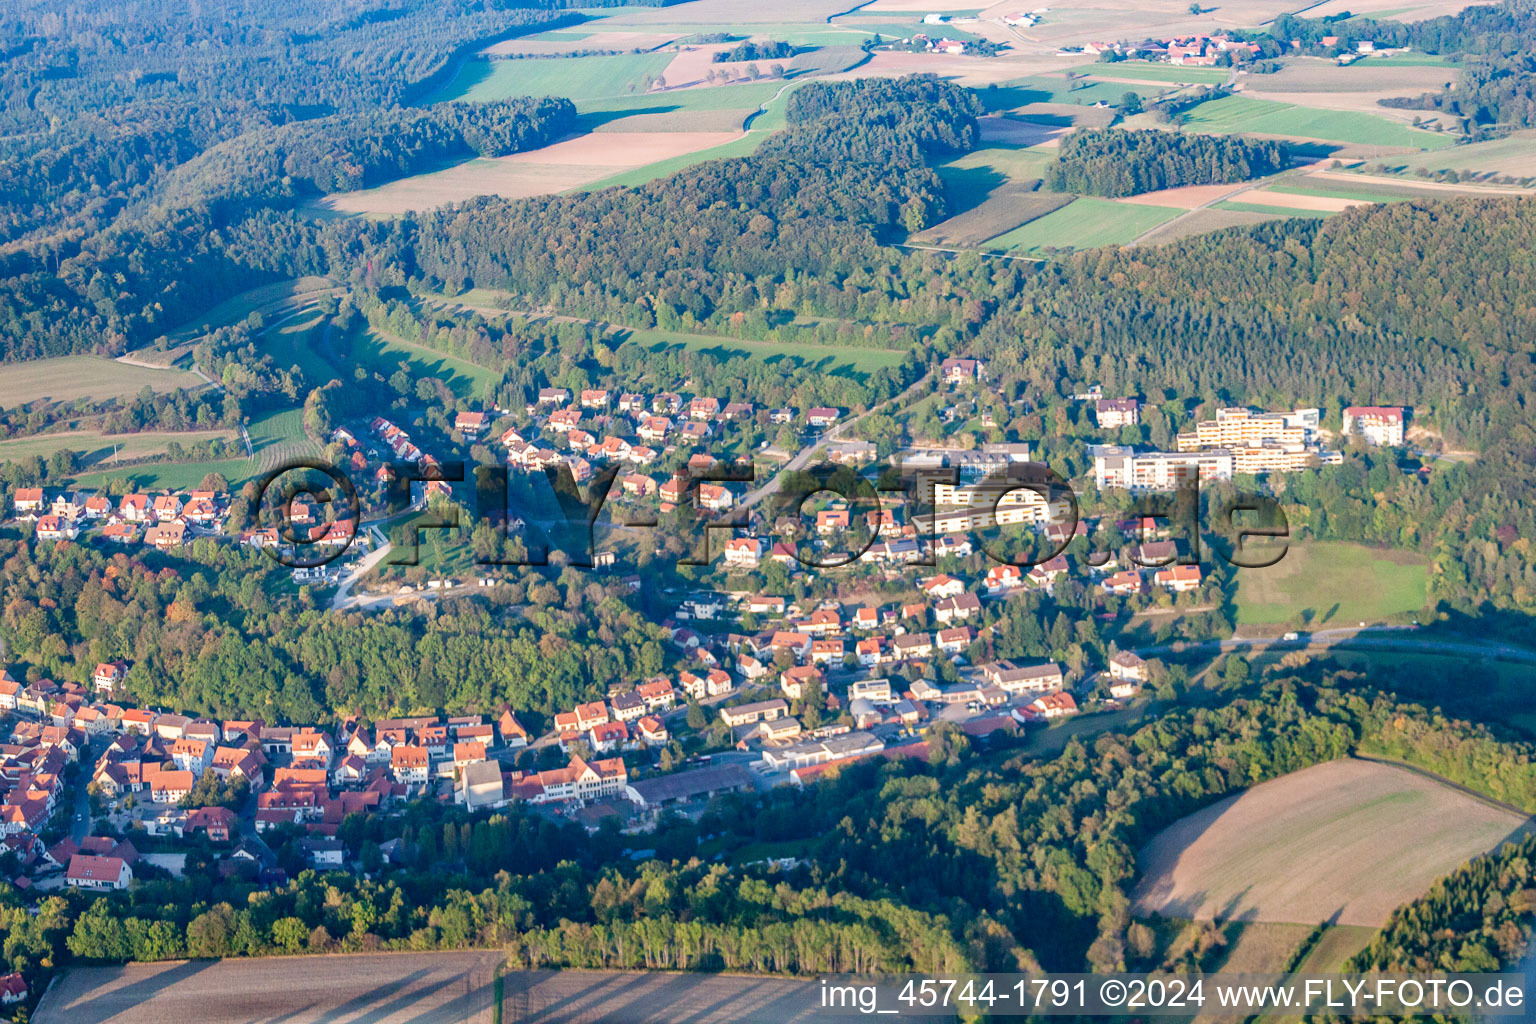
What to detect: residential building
<box><xmin>1342</xmin><ymin>405</ymin><xmax>1407</xmax><ymax>446</ymax></box>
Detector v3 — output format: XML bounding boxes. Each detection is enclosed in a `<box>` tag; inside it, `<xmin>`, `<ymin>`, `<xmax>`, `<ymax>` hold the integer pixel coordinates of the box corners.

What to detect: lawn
<box><xmin>71</xmin><ymin>456</ymin><xmax>259</xmax><ymax>493</ymax></box>
<box><xmin>260</xmin><ymin>311</ymin><xmax>342</xmax><ymax>385</ymax></box>
<box><xmin>1132</xmin><ymin>758</ymin><xmax>1532</xmax><ymax>926</ymax></box>
<box><xmin>1233</xmin><ymin>540</ymin><xmax>1428</xmax><ymax>626</ymax></box>
<box><xmin>981</xmin><ymin>197</ymin><xmax>1182</xmax><ymax>253</ymax></box>
<box><xmin>1180</xmin><ymin>94</ymin><xmax>1457</xmax><ymax>149</ymax></box>
<box><xmin>350</xmin><ymin>327</ymin><xmax>501</xmax><ymax>399</ymax></box>
<box><xmin>0</xmin><ymin>356</ymin><xmax>208</xmax><ymax>407</ymax></box>
<box><xmin>433</xmin><ymin>52</ymin><xmax>675</xmax><ymax>103</ymax></box>
<box><xmin>622</xmin><ymin>327</ymin><xmax>905</xmax><ymax>379</ymax></box>
<box><xmin>67</xmin><ymin>406</ymin><xmax>324</xmax><ymax>491</ymax></box>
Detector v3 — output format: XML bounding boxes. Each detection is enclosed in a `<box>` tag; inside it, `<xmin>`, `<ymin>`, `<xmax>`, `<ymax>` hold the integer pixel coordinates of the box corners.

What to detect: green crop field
<box><xmin>1133</xmin><ymin>758</ymin><xmax>1532</xmax><ymax>926</ymax></box>
<box><xmin>0</xmin><ymin>356</ymin><xmax>208</xmax><ymax>407</ymax></box>
<box><xmin>1234</xmin><ymin>540</ymin><xmax>1428</xmax><ymax>626</ymax></box>
<box><xmin>433</xmin><ymin>52</ymin><xmax>675</xmax><ymax>103</ymax></box>
<box><xmin>981</xmin><ymin>197</ymin><xmax>1181</xmax><ymax>253</ymax></box>
<box><xmin>71</xmin><ymin>456</ymin><xmax>258</xmax><ymax>493</ymax></box>
<box><xmin>248</xmin><ymin>407</ymin><xmax>322</xmax><ymax>473</ymax></box>
<box><xmin>623</xmin><ymin>328</ymin><xmax>905</xmax><ymax>379</ymax></box>
<box><xmin>350</xmin><ymin>327</ymin><xmax>500</xmax><ymax>399</ymax></box>
<box><xmin>577</xmin><ymin>81</ymin><xmax>782</xmax><ymax>130</ymax></box>
<box><xmin>1068</xmin><ymin>61</ymin><xmax>1230</xmax><ymax>85</ymax></box>
<box><xmin>1180</xmin><ymin>95</ymin><xmax>1457</xmax><ymax>149</ymax></box>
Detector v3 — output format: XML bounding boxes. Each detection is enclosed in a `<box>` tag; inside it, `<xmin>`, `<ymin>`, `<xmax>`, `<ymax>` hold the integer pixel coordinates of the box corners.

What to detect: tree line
<box><xmin>1044</xmin><ymin>128</ymin><xmax>1289</xmax><ymax>196</ymax></box>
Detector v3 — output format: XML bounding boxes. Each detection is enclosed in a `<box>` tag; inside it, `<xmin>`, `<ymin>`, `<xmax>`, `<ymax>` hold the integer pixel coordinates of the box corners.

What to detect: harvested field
<box><xmin>314</xmin><ymin>131</ymin><xmax>744</xmax><ymax>213</ymax></box>
<box><xmin>35</xmin><ymin>950</ymin><xmax>502</xmax><ymax>1024</ymax></box>
<box><xmin>502</xmin><ymin>969</ymin><xmax>864</xmax><ymax>1023</ymax></box>
<box><xmin>1132</xmin><ymin>758</ymin><xmax>1532</xmax><ymax>927</ymax></box>
<box><xmin>1249</xmin><ymin>59</ymin><xmax>1457</xmax><ymax>94</ymax></box>
<box><xmin>1297</xmin><ymin>169</ymin><xmax>1530</xmax><ymax>196</ymax></box>
<box><xmin>1138</xmin><ymin>206</ymin><xmax>1278</xmax><ymax>243</ymax></box>
<box><xmin>978</xmin><ymin>114</ymin><xmax>1070</xmax><ymax>146</ymax></box>
<box><xmin>0</xmin><ymin>356</ymin><xmax>206</xmax><ymax>407</ymax></box>
<box><xmin>1113</xmin><ymin>181</ymin><xmax>1259</xmax><ymax>209</ymax></box>
<box><xmin>659</xmin><ymin>44</ymin><xmax>747</xmax><ymax>87</ymax></box>
<box><xmin>1065</xmin><ymin>60</ymin><xmax>1230</xmax><ymax>85</ymax></box>
<box><xmin>915</xmin><ymin>189</ymin><xmax>1072</xmax><ymax>246</ymax></box>
<box><xmin>1239</xmin><ymin>188</ymin><xmax>1370</xmax><ymax>212</ymax></box>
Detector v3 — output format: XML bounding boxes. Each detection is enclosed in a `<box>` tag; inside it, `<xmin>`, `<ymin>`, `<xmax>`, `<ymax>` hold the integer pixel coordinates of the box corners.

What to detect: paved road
<box><xmin>738</xmin><ymin>369</ymin><xmax>936</xmax><ymax>512</ymax></box>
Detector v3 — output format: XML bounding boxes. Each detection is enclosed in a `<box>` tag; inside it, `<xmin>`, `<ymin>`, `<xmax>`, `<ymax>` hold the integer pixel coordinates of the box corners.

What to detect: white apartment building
<box><xmin>1342</xmin><ymin>406</ymin><xmax>1407</xmax><ymax>446</ymax></box>
<box><xmin>1092</xmin><ymin>446</ymin><xmax>1234</xmax><ymax>493</ymax></box>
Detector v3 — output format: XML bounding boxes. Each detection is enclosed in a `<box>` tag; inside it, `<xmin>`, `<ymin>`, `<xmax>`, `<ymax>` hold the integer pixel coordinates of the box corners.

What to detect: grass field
<box><xmin>0</xmin><ymin>428</ymin><xmax>236</xmax><ymax>468</ymax></box>
<box><xmin>1180</xmin><ymin>95</ymin><xmax>1457</xmax><ymax>149</ymax></box>
<box><xmin>1233</xmin><ymin>540</ymin><xmax>1428</xmax><ymax>626</ymax></box>
<box><xmin>624</xmin><ymin>328</ymin><xmax>905</xmax><ymax>378</ymax></box>
<box><xmin>351</xmin><ymin>328</ymin><xmax>501</xmax><ymax>399</ymax></box>
<box><xmin>434</xmin><ymin>52</ymin><xmax>675</xmax><ymax>103</ymax></box>
<box><xmin>1139</xmin><ymin>206</ymin><xmax>1278</xmax><ymax>243</ymax></box>
<box><xmin>981</xmin><ymin>197</ymin><xmax>1182</xmax><ymax>252</ymax></box>
<box><xmin>260</xmin><ymin>311</ymin><xmax>341</xmax><ymax>384</ymax></box>
<box><xmin>1369</xmin><ymin>129</ymin><xmax>1536</xmax><ymax>179</ymax></box>
<box><xmin>69</xmin><ymin>406</ymin><xmax>313</xmax><ymax>491</ymax></box>
<box><xmin>156</xmin><ymin>277</ymin><xmax>338</xmax><ymax>347</ymax></box>
<box><xmin>1292</xmin><ymin>923</ymin><xmax>1376</xmax><ymax>972</ymax></box>
<box><xmin>983</xmin><ymin>76</ymin><xmax>1163</xmax><ymax>109</ymax></box>
<box><xmin>576</xmin><ymin>81</ymin><xmax>781</xmax><ymax>131</ymax></box>
<box><xmin>1132</xmin><ymin>758</ymin><xmax>1532</xmax><ymax>926</ymax></box>
<box><xmin>0</xmin><ymin>356</ymin><xmax>207</xmax><ymax>407</ymax></box>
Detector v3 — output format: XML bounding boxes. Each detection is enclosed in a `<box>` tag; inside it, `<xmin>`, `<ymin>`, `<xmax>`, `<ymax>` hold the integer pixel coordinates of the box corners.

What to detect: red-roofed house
<box><xmin>66</xmin><ymin>853</ymin><xmax>132</xmax><ymax>890</ymax></box>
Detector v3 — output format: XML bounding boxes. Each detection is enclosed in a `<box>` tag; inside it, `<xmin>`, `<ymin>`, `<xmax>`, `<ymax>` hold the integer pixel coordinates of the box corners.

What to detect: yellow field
<box><xmin>0</xmin><ymin>356</ymin><xmax>207</xmax><ymax>407</ymax></box>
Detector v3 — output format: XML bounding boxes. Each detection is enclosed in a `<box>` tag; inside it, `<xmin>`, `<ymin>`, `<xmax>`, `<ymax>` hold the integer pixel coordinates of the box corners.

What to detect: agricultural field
<box><xmin>1179</xmin><ymin>94</ymin><xmax>1457</xmax><ymax>150</ymax></box>
<box><xmin>1066</xmin><ymin>60</ymin><xmax>1231</xmax><ymax>86</ymax></box>
<box><xmin>576</xmin><ymin>81</ymin><xmax>782</xmax><ymax>131</ymax></box>
<box><xmin>70</xmin><ymin>456</ymin><xmax>258</xmax><ymax>494</ymax></box>
<box><xmin>981</xmin><ymin>197</ymin><xmax>1183</xmax><ymax>253</ymax></box>
<box><xmin>501</xmin><ymin>968</ymin><xmax>873</xmax><ymax>1023</ymax></box>
<box><xmin>1132</xmin><ymin>758</ymin><xmax>1533</xmax><ymax>926</ymax></box>
<box><xmin>0</xmin><ymin>356</ymin><xmax>207</xmax><ymax>407</ymax></box>
<box><xmin>1138</xmin><ymin>206</ymin><xmax>1279</xmax><ymax>243</ymax></box>
<box><xmin>315</xmin><ymin>130</ymin><xmax>746</xmax><ymax>214</ymax></box>
<box><xmin>1217</xmin><ymin>199</ymin><xmax>1335</xmax><ymax>218</ymax></box>
<box><xmin>623</xmin><ymin>328</ymin><xmax>905</xmax><ymax>379</ymax></box>
<box><xmin>1233</xmin><ymin>540</ymin><xmax>1428</xmax><ymax>627</ymax></box>
<box><xmin>0</xmin><ymin>428</ymin><xmax>237</xmax><ymax>470</ymax></box>
<box><xmin>432</xmin><ymin>52</ymin><xmax>675</xmax><ymax>103</ymax></box>
<box><xmin>36</xmin><ymin>950</ymin><xmax>502</xmax><ymax>1024</ymax></box>
<box><xmin>914</xmin><ymin>188</ymin><xmax>1073</xmax><ymax>247</ymax></box>
<box><xmin>248</xmin><ymin>407</ymin><xmax>321</xmax><ymax>474</ymax></box>
<box><xmin>1366</xmin><ymin>129</ymin><xmax>1536</xmax><ymax>180</ymax></box>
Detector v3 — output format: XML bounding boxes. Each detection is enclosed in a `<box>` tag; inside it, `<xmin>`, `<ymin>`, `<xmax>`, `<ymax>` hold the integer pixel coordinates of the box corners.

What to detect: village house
<box><xmin>66</xmin><ymin>853</ymin><xmax>132</xmax><ymax>891</ymax></box>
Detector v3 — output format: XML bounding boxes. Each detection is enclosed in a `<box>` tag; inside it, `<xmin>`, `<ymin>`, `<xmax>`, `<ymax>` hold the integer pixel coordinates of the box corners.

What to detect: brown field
<box><xmin>1114</xmin><ymin>181</ymin><xmax>1258</xmax><ymax>209</ymax></box>
<box><xmin>1289</xmin><ymin>0</ymin><xmax>1473</xmax><ymax>20</ymax></box>
<box><xmin>1139</xmin><ymin>206</ymin><xmax>1278</xmax><ymax>243</ymax></box>
<box><xmin>914</xmin><ymin>189</ymin><xmax>1074</xmax><ymax>246</ymax></box>
<box><xmin>659</xmin><ymin>45</ymin><xmax>749</xmax><ymax>88</ymax></box>
<box><xmin>1244</xmin><ymin>189</ymin><xmax>1372</xmax><ymax>211</ymax></box>
<box><xmin>978</xmin><ymin>114</ymin><xmax>1071</xmax><ymax>146</ymax></box>
<box><xmin>1248</xmin><ymin>59</ymin><xmax>1457</xmax><ymax>94</ymax></box>
<box><xmin>502</xmin><ymin>969</ymin><xmax>865</xmax><ymax>1022</ymax></box>
<box><xmin>1133</xmin><ymin>758</ymin><xmax>1532</xmax><ymax>927</ymax></box>
<box><xmin>314</xmin><ymin>131</ymin><xmax>743</xmax><ymax>214</ymax></box>
<box><xmin>1304</xmin><ymin>169</ymin><xmax>1533</xmax><ymax>196</ymax></box>
<box><xmin>35</xmin><ymin>951</ymin><xmax>502</xmax><ymax>1024</ymax></box>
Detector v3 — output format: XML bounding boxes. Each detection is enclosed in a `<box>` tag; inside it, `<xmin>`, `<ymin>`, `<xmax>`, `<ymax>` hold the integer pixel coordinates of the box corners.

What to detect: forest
<box><xmin>1043</xmin><ymin>128</ymin><xmax>1289</xmax><ymax>196</ymax></box>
